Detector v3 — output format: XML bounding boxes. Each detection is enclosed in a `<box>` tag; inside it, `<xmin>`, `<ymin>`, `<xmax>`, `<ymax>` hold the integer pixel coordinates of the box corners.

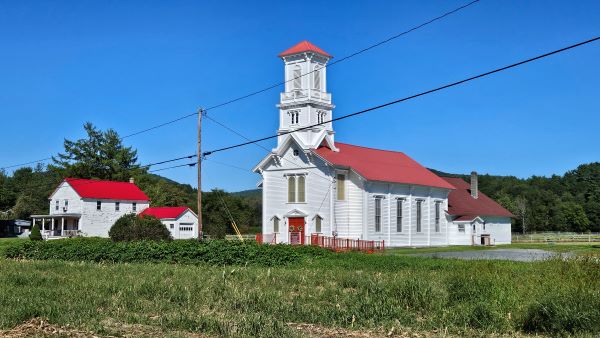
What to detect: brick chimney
<box><xmin>129</xmin><ymin>177</ymin><xmax>135</xmax><ymax>184</ymax></box>
<box><xmin>470</xmin><ymin>171</ymin><xmax>478</xmax><ymax>199</ymax></box>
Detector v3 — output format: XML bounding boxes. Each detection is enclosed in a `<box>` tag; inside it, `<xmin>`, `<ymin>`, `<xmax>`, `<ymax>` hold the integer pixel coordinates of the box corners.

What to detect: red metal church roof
<box><xmin>140</xmin><ymin>206</ymin><xmax>190</xmax><ymax>219</ymax></box>
<box><xmin>279</xmin><ymin>40</ymin><xmax>332</xmax><ymax>58</ymax></box>
<box><xmin>441</xmin><ymin>177</ymin><xmax>514</xmax><ymax>218</ymax></box>
<box><xmin>313</xmin><ymin>143</ymin><xmax>455</xmax><ymax>190</ymax></box>
<box><xmin>64</xmin><ymin>178</ymin><xmax>150</xmax><ymax>201</ymax></box>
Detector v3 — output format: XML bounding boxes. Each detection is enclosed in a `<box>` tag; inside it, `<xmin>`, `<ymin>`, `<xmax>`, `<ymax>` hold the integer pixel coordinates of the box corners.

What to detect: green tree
<box><xmin>556</xmin><ymin>202</ymin><xmax>590</xmax><ymax>233</ymax></box>
<box><xmin>50</xmin><ymin>122</ymin><xmax>144</xmax><ymax>181</ymax></box>
<box><xmin>29</xmin><ymin>224</ymin><xmax>42</xmax><ymax>241</ymax></box>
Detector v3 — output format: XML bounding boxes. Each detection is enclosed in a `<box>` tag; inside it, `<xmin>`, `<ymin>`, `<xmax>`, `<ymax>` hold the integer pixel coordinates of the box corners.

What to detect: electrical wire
<box><xmin>202</xmin><ymin>36</ymin><xmax>600</xmax><ymax>156</ymax></box>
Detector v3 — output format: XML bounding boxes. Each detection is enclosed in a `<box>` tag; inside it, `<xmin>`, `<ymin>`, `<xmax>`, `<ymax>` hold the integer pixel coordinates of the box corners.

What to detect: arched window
<box><xmin>297</xmin><ymin>176</ymin><xmax>306</xmax><ymax>202</ymax></box>
<box><xmin>313</xmin><ymin>64</ymin><xmax>321</xmax><ymax>90</ymax></box>
<box><xmin>273</xmin><ymin>217</ymin><xmax>280</xmax><ymax>233</ymax></box>
<box><xmin>293</xmin><ymin>65</ymin><xmax>302</xmax><ymax>90</ymax></box>
<box><xmin>315</xmin><ymin>215</ymin><xmax>322</xmax><ymax>233</ymax></box>
<box><xmin>288</xmin><ymin>176</ymin><xmax>296</xmax><ymax>202</ymax></box>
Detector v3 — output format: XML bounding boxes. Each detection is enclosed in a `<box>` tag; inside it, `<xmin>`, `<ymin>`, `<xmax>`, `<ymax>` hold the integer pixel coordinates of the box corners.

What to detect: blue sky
<box><xmin>0</xmin><ymin>0</ymin><xmax>599</xmax><ymax>192</ymax></box>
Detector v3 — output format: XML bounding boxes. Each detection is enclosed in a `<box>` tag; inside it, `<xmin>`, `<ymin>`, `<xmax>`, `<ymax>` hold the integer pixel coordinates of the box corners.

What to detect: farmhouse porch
<box><xmin>31</xmin><ymin>214</ymin><xmax>81</xmax><ymax>239</ymax></box>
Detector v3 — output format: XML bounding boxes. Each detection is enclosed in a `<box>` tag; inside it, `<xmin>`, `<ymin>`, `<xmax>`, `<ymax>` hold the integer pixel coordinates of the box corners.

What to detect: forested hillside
<box><xmin>1</xmin><ymin>123</ymin><xmax>598</xmax><ymax>235</ymax></box>
<box><xmin>432</xmin><ymin>164</ymin><xmax>600</xmax><ymax>232</ymax></box>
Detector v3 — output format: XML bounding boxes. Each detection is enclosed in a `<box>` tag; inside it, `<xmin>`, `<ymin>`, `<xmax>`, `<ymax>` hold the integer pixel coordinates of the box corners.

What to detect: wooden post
<box><xmin>197</xmin><ymin>109</ymin><xmax>203</xmax><ymax>240</ymax></box>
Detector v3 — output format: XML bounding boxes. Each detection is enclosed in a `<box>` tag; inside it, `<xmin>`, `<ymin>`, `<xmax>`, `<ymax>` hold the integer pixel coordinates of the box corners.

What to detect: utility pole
<box><xmin>197</xmin><ymin>108</ymin><xmax>203</xmax><ymax>240</ymax></box>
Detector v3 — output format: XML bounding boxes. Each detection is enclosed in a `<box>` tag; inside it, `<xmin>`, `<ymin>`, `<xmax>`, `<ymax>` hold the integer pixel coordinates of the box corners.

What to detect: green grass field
<box><xmin>1</xmin><ymin>238</ymin><xmax>599</xmax><ymax>337</ymax></box>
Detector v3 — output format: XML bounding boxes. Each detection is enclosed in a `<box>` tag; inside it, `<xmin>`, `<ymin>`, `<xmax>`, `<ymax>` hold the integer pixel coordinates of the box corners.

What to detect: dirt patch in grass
<box><xmin>0</xmin><ymin>318</ymin><xmax>99</xmax><ymax>337</ymax></box>
<box><xmin>0</xmin><ymin>317</ymin><xmax>213</xmax><ymax>338</ymax></box>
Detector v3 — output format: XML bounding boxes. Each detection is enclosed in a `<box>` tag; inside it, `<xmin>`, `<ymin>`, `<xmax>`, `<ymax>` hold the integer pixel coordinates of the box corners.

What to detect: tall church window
<box><xmin>396</xmin><ymin>199</ymin><xmax>403</xmax><ymax>232</ymax></box>
<box><xmin>288</xmin><ymin>176</ymin><xmax>296</xmax><ymax>203</ymax></box>
<box><xmin>416</xmin><ymin>200</ymin><xmax>423</xmax><ymax>232</ymax></box>
<box><xmin>273</xmin><ymin>217</ymin><xmax>280</xmax><ymax>233</ymax></box>
<box><xmin>297</xmin><ymin>176</ymin><xmax>306</xmax><ymax>202</ymax></box>
<box><xmin>375</xmin><ymin>197</ymin><xmax>382</xmax><ymax>232</ymax></box>
<box><xmin>315</xmin><ymin>215</ymin><xmax>322</xmax><ymax>233</ymax></box>
<box><xmin>313</xmin><ymin>64</ymin><xmax>321</xmax><ymax>90</ymax></box>
<box><xmin>336</xmin><ymin>174</ymin><xmax>346</xmax><ymax>200</ymax></box>
<box><xmin>293</xmin><ymin>65</ymin><xmax>302</xmax><ymax>90</ymax></box>
<box><xmin>435</xmin><ymin>201</ymin><xmax>441</xmax><ymax>232</ymax></box>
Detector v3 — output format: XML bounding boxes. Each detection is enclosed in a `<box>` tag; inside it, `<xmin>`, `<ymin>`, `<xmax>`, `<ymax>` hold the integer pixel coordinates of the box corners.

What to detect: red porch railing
<box><xmin>309</xmin><ymin>234</ymin><xmax>384</xmax><ymax>254</ymax></box>
<box><xmin>255</xmin><ymin>233</ymin><xmax>277</xmax><ymax>244</ymax></box>
<box><xmin>256</xmin><ymin>233</ymin><xmax>384</xmax><ymax>254</ymax></box>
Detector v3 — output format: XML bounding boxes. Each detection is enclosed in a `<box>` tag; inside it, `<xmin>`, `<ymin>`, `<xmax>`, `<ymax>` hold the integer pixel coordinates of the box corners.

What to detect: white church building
<box><xmin>254</xmin><ymin>41</ymin><xmax>513</xmax><ymax>247</ymax></box>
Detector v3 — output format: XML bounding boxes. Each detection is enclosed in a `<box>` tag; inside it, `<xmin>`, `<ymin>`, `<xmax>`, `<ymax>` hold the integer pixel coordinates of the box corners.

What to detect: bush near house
<box><xmin>29</xmin><ymin>224</ymin><xmax>42</xmax><ymax>241</ymax></box>
<box><xmin>109</xmin><ymin>214</ymin><xmax>172</xmax><ymax>241</ymax></box>
<box><xmin>3</xmin><ymin>238</ymin><xmax>330</xmax><ymax>266</ymax></box>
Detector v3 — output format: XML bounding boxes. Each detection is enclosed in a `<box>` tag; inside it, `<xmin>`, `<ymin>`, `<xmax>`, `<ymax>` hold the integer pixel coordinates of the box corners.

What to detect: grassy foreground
<box><xmin>1</xmin><ymin>239</ymin><xmax>599</xmax><ymax>337</ymax></box>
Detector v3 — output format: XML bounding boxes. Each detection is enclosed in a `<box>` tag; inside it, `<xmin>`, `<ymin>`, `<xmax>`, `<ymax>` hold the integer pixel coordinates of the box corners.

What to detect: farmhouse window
<box><xmin>315</xmin><ymin>216</ymin><xmax>322</xmax><ymax>233</ymax></box>
<box><xmin>435</xmin><ymin>201</ymin><xmax>441</xmax><ymax>232</ymax></box>
<box><xmin>416</xmin><ymin>200</ymin><xmax>423</xmax><ymax>232</ymax></box>
<box><xmin>170</xmin><ymin>224</ymin><xmax>174</xmax><ymax>229</ymax></box>
<box><xmin>55</xmin><ymin>200</ymin><xmax>59</xmax><ymax>211</ymax></box>
<box><xmin>64</xmin><ymin>200</ymin><xmax>68</xmax><ymax>211</ymax></box>
<box><xmin>336</xmin><ymin>174</ymin><xmax>346</xmax><ymax>200</ymax></box>
<box><xmin>132</xmin><ymin>203</ymin><xmax>137</xmax><ymax>212</ymax></box>
<box><xmin>375</xmin><ymin>197</ymin><xmax>382</xmax><ymax>232</ymax></box>
<box><xmin>115</xmin><ymin>202</ymin><xmax>120</xmax><ymax>211</ymax></box>
<box><xmin>96</xmin><ymin>201</ymin><xmax>101</xmax><ymax>211</ymax></box>
<box><xmin>458</xmin><ymin>224</ymin><xmax>465</xmax><ymax>232</ymax></box>
<box><xmin>396</xmin><ymin>199</ymin><xmax>403</xmax><ymax>232</ymax></box>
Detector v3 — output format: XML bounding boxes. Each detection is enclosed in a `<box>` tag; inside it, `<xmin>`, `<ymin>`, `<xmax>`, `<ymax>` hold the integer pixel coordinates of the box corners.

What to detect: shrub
<box><xmin>109</xmin><ymin>214</ymin><xmax>172</xmax><ymax>241</ymax></box>
<box><xmin>3</xmin><ymin>238</ymin><xmax>331</xmax><ymax>267</ymax></box>
<box><xmin>29</xmin><ymin>224</ymin><xmax>42</xmax><ymax>241</ymax></box>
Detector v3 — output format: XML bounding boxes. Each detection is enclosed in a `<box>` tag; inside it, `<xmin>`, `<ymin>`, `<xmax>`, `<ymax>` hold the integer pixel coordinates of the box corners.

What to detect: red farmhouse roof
<box><xmin>441</xmin><ymin>177</ymin><xmax>514</xmax><ymax>218</ymax></box>
<box><xmin>64</xmin><ymin>178</ymin><xmax>150</xmax><ymax>201</ymax></box>
<box><xmin>279</xmin><ymin>40</ymin><xmax>332</xmax><ymax>58</ymax></box>
<box><xmin>313</xmin><ymin>143</ymin><xmax>455</xmax><ymax>190</ymax></box>
<box><xmin>140</xmin><ymin>206</ymin><xmax>190</xmax><ymax>219</ymax></box>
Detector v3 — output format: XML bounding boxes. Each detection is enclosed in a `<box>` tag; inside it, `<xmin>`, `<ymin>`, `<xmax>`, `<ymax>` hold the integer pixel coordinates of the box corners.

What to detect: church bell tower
<box><xmin>276</xmin><ymin>41</ymin><xmax>336</xmax><ymax>151</ymax></box>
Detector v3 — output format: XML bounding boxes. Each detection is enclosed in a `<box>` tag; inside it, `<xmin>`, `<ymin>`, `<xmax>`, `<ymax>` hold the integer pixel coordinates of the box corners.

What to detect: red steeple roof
<box><xmin>279</xmin><ymin>40</ymin><xmax>332</xmax><ymax>58</ymax></box>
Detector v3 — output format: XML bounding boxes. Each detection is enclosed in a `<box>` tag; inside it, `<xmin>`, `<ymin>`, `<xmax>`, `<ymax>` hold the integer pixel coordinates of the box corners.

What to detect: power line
<box><xmin>149</xmin><ymin>162</ymin><xmax>197</xmax><ymax>172</ymax></box>
<box><xmin>117</xmin><ymin>0</ymin><xmax>480</xmax><ymax>139</ymax></box>
<box><xmin>0</xmin><ymin>1</ymin><xmax>479</xmax><ymax>171</ymax></box>
<box><xmin>202</xmin><ymin>36</ymin><xmax>600</xmax><ymax>156</ymax></box>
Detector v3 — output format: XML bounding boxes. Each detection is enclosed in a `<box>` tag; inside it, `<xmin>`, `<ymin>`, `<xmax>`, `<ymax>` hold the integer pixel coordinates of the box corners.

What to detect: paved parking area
<box><xmin>415</xmin><ymin>248</ymin><xmax>573</xmax><ymax>262</ymax></box>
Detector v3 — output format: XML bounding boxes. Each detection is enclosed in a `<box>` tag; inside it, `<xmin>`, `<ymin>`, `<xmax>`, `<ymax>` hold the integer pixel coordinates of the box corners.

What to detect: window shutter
<box><xmin>313</xmin><ymin>65</ymin><xmax>321</xmax><ymax>90</ymax></box>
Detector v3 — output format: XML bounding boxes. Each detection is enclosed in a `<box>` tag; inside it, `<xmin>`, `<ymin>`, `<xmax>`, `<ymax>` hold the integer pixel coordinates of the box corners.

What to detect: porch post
<box><xmin>51</xmin><ymin>218</ymin><xmax>55</xmax><ymax>235</ymax></box>
<box><xmin>61</xmin><ymin>217</ymin><xmax>65</xmax><ymax>236</ymax></box>
<box><xmin>42</xmin><ymin>218</ymin><xmax>45</xmax><ymax>231</ymax></box>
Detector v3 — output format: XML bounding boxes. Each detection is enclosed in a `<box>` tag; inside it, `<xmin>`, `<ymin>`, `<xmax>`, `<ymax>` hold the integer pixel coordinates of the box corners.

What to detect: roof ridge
<box><xmin>334</xmin><ymin>142</ymin><xmax>408</xmax><ymax>156</ymax></box>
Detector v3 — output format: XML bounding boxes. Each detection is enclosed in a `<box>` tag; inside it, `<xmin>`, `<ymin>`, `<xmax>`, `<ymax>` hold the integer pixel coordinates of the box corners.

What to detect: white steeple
<box><xmin>275</xmin><ymin>41</ymin><xmax>336</xmax><ymax>151</ymax></box>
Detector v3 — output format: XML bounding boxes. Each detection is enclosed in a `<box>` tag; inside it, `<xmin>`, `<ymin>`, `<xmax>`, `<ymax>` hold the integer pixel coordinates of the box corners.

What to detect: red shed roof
<box><xmin>139</xmin><ymin>206</ymin><xmax>190</xmax><ymax>219</ymax></box>
<box><xmin>313</xmin><ymin>143</ymin><xmax>455</xmax><ymax>190</ymax></box>
<box><xmin>279</xmin><ymin>40</ymin><xmax>332</xmax><ymax>58</ymax></box>
<box><xmin>63</xmin><ymin>178</ymin><xmax>150</xmax><ymax>201</ymax></box>
<box><xmin>441</xmin><ymin>177</ymin><xmax>514</xmax><ymax>218</ymax></box>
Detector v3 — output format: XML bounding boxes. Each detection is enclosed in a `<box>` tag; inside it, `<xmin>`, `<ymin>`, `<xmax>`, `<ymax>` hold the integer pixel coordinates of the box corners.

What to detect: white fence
<box><xmin>512</xmin><ymin>232</ymin><xmax>600</xmax><ymax>243</ymax></box>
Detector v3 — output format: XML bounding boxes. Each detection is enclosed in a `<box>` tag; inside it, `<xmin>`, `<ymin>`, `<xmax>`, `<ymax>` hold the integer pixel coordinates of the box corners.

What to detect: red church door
<box><xmin>288</xmin><ymin>217</ymin><xmax>305</xmax><ymax>245</ymax></box>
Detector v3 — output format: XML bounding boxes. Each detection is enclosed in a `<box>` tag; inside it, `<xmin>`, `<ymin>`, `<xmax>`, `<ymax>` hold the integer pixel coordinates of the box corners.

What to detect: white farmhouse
<box><xmin>31</xmin><ymin>177</ymin><xmax>197</xmax><ymax>239</ymax></box>
<box><xmin>254</xmin><ymin>41</ymin><xmax>513</xmax><ymax>247</ymax></box>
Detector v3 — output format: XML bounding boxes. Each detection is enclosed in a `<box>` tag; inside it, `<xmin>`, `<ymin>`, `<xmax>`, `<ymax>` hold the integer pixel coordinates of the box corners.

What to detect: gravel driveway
<box><xmin>415</xmin><ymin>248</ymin><xmax>573</xmax><ymax>262</ymax></box>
